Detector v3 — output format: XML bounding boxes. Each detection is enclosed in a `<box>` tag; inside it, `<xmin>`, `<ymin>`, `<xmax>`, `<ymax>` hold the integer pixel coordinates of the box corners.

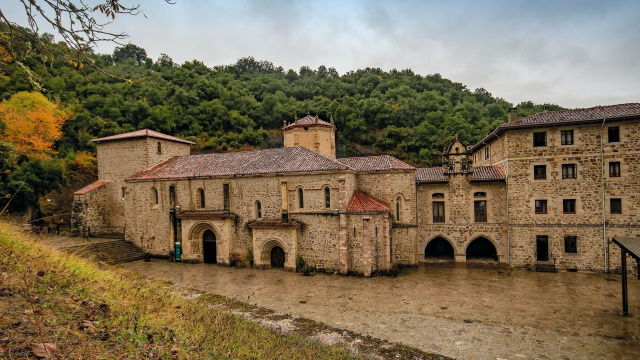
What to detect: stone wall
<box><xmin>478</xmin><ymin>119</ymin><xmax>640</xmax><ymax>272</ymax></box>
<box><xmin>283</xmin><ymin>126</ymin><xmax>336</xmax><ymax>157</ymax></box>
<box><xmin>417</xmin><ymin>175</ymin><xmax>508</xmax><ymax>262</ymax></box>
<box><xmin>72</xmin><ymin>187</ymin><xmax>110</xmax><ymax>236</ymax></box>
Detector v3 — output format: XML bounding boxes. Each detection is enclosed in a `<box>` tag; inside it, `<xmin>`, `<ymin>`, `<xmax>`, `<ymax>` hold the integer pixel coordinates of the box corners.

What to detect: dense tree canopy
<box><xmin>0</xmin><ymin>24</ymin><xmax>564</xmax><ymax>214</ymax></box>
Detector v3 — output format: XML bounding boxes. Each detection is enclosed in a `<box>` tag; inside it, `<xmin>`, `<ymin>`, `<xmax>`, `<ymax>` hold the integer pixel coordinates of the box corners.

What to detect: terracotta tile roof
<box><xmin>415</xmin><ymin>168</ymin><xmax>447</xmax><ymax>183</ymax></box>
<box><xmin>126</xmin><ymin>146</ymin><xmax>354</xmax><ymax>181</ymax></box>
<box><xmin>471</xmin><ymin>103</ymin><xmax>640</xmax><ymax>151</ymax></box>
<box><xmin>247</xmin><ymin>220</ymin><xmax>300</xmax><ymax>228</ymax></box>
<box><xmin>505</xmin><ymin>103</ymin><xmax>640</xmax><ymax>128</ymax></box>
<box><xmin>283</xmin><ymin>115</ymin><xmax>336</xmax><ymax>130</ymax></box>
<box><xmin>414</xmin><ymin>166</ymin><xmax>505</xmax><ymax>182</ymax></box>
<box><xmin>91</xmin><ymin>129</ymin><xmax>195</xmax><ymax>145</ymax></box>
<box><xmin>346</xmin><ymin>191</ymin><xmax>390</xmax><ymax>214</ymax></box>
<box><xmin>471</xmin><ymin>165</ymin><xmax>505</xmax><ymax>182</ymax></box>
<box><xmin>73</xmin><ymin>180</ymin><xmax>108</xmax><ymax>195</ymax></box>
<box><xmin>177</xmin><ymin>211</ymin><xmax>236</xmax><ymax>220</ymax></box>
<box><xmin>338</xmin><ymin>155</ymin><xmax>415</xmax><ymax>172</ymax></box>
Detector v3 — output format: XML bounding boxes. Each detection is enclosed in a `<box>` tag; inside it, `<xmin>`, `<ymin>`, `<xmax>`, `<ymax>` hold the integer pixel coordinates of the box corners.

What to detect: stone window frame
<box><xmin>561</xmin><ymin>163</ymin><xmax>577</xmax><ymax>179</ymax></box>
<box><xmin>608</xmin><ymin>125</ymin><xmax>620</xmax><ymax>143</ymax></box>
<box><xmin>223</xmin><ymin>183</ymin><xmax>230</xmax><ymax>212</ymax></box>
<box><xmin>395</xmin><ymin>194</ymin><xmax>405</xmax><ymax>222</ymax></box>
<box><xmin>563</xmin><ymin>235</ymin><xmax>579</xmax><ymax>254</ymax></box>
<box><xmin>533</xmin><ymin>164</ymin><xmax>547</xmax><ymax>180</ymax></box>
<box><xmin>533</xmin><ymin>131</ymin><xmax>547</xmax><ymax>147</ymax></box>
<box><xmin>121</xmin><ymin>186</ymin><xmax>126</xmax><ymax>200</ymax></box>
<box><xmin>560</xmin><ymin>129</ymin><xmax>574</xmax><ymax>145</ymax></box>
<box><xmin>609</xmin><ymin>198</ymin><xmax>622</xmax><ymax>215</ymax></box>
<box><xmin>484</xmin><ymin>147</ymin><xmax>490</xmax><ymax>160</ymax></box>
<box><xmin>197</xmin><ymin>188</ymin><xmax>206</xmax><ymax>209</ymax></box>
<box><xmin>534</xmin><ymin>199</ymin><xmax>548</xmax><ymax>214</ymax></box>
<box><xmin>323</xmin><ymin>186</ymin><xmax>331</xmax><ymax>208</ymax></box>
<box><xmin>562</xmin><ymin>199</ymin><xmax>576</xmax><ymax>214</ymax></box>
<box><xmin>474</xmin><ymin>200</ymin><xmax>487</xmax><ymax>223</ymax></box>
<box><xmin>157</xmin><ymin>141</ymin><xmax>162</xmax><ymax>154</ymax></box>
<box><xmin>608</xmin><ymin>161</ymin><xmax>621</xmax><ymax>178</ymax></box>
<box><xmin>151</xmin><ymin>186</ymin><xmax>159</xmax><ymax>206</ymax></box>
<box><xmin>255</xmin><ymin>200</ymin><xmax>262</xmax><ymax>219</ymax></box>
<box><xmin>432</xmin><ymin>201</ymin><xmax>445</xmax><ymax>223</ymax></box>
<box><xmin>297</xmin><ymin>187</ymin><xmax>304</xmax><ymax>209</ymax></box>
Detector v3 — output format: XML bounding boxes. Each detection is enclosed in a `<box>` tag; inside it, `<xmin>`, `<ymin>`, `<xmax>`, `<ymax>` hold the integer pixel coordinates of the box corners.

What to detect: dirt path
<box><xmin>119</xmin><ymin>261</ymin><xmax>640</xmax><ymax>360</ymax></box>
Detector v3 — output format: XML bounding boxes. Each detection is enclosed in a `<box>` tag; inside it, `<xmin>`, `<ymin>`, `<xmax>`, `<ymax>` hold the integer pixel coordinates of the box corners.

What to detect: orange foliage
<box><xmin>0</xmin><ymin>92</ymin><xmax>71</xmax><ymax>159</ymax></box>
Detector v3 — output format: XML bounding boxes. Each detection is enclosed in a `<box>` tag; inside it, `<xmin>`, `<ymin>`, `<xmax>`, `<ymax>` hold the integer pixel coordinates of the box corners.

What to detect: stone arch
<box><xmin>188</xmin><ymin>221</ymin><xmax>219</xmax><ymax>241</ymax></box>
<box><xmin>260</xmin><ymin>238</ymin><xmax>289</xmax><ymax>268</ymax></box>
<box><xmin>465</xmin><ymin>236</ymin><xmax>498</xmax><ymax>261</ymax></box>
<box><xmin>424</xmin><ymin>236</ymin><xmax>456</xmax><ymax>260</ymax></box>
<box><xmin>322</xmin><ymin>185</ymin><xmax>331</xmax><ymax>208</ymax></box>
<box><xmin>187</xmin><ymin>221</ymin><xmax>220</xmax><ymax>264</ymax></box>
<box><xmin>296</xmin><ymin>186</ymin><xmax>305</xmax><ymax>209</ymax></box>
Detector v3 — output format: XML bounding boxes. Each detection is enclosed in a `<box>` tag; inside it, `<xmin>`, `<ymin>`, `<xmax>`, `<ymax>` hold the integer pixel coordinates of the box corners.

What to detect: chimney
<box><xmin>508</xmin><ymin>108</ymin><xmax>518</xmax><ymax>123</ymax></box>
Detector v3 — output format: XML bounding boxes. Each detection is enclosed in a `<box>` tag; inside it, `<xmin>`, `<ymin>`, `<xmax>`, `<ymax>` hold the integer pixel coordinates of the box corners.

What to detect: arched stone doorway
<box><xmin>203</xmin><ymin>229</ymin><xmax>217</xmax><ymax>264</ymax></box>
<box><xmin>270</xmin><ymin>246</ymin><xmax>285</xmax><ymax>268</ymax></box>
<box><xmin>466</xmin><ymin>237</ymin><xmax>497</xmax><ymax>261</ymax></box>
<box><xmin>425</xmin><ymin>237</ymin><xmax>455</xmax><ymax>260</ymax></box>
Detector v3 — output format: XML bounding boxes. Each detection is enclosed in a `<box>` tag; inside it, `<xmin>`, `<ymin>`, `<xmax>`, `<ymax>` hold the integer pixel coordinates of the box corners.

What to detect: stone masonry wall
<box><xmin>284</xmin><ymin>126</ymin><xmax>336</xmax><ymax>158</ymax></box>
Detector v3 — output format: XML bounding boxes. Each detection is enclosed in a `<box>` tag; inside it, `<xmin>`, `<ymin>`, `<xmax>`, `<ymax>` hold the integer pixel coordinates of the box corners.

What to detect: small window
<box><xmin>169</xmin><ymin>186</ymin><xmax>176</xmax><ymax>206</ymax></box>
<box><xmin>353</xmin><ymin>226</ymin><xmax>356</xmax><ymax>237</ymax></box>
<box><xmin>199</xmin><ymin>188</ymin><xmax>205</xmax><ymax>208</ymax></box>
<box><xmin>298</xmin><ymin>188</ymin><xmax>304</xmax><ymax>209</ymax></box>
<box><xmin>433</xmin><ymin>201</ymin><xmax>445</xmax><ymax>223</ymax></box>
<box><xmin>562</xmin><ymin>164</ymin><xmax>576</xmax><ymax>179</ymax></box>
<box><xmin>484</xmin><ymin>147</ymin><xmax>490</xmax><ymax>160</ymax></box>
<box><xmin>474</xmin><ymin>192</ymin><xmax>486</xmax><ymax>198</ymax></box>
<box><xmin>564</xmin><ymin>236</ymin><xmax>578</xmax><ymax>253</ymax></box>
<box><xmin>560</xmin><ymin>130</ymin><xmax>574</xmax><ymax>145</ymax></box>
<box><xmin>533</xmin><ymin>132</ymin><xmax>547</xmax><ymax>147</ymax></box>
<box><xmin>223</xmin><ymin>184</ymin><xmax>230</xmax><ymax>211</ymax></box>
<box><xmin>256</xmin><ymin>201</ymin><xmax>262</xmax><ymax>218</ymax></box>
<box><xmin>608</xmin><ymin>126</ymin><xmax>620</xmax><ymax>143</ymax></box>
<box><xmin>324</xmin><ymin>187</ymin><xmax>331</xmax><ymax>208</ymax></box>
<box><xmin>609</xmin><ymin>162</ymin><xmax>621</xmax><ymax>177</ymax></box>
<box><xmin>535</xmin><ymin>200</ymin><xmax>547</xmax><ymax>214</ymax></box>
<box><xmin>474</xmin><ymin>200</ymin><xmax>487</xmax><ymax>222</ymax></box>
<box><xmin>534</xmin><ymin>165</ymin><xmax>547</xmax><ymax>180</ymax></box>
<box><xmin>432</xmin><ymin>193</ymin><xmax>445</xmax><ymax>199</ymax></box>
<box><xmin>563</xmin><ymin>199</ymin><xmax>576</xmax><ymax>214</ymax></box>
<box><xmin>152</xmin><ymin>187</ymin><xmax>158</xmax><ymax>205</ymax></box>
<box><xmin>610</xmin><ymin>198</ymin><xmax>622</xmax><ymax>214</ymax></box>
<box><xmin>122</xmin><ymin>187</ymin><xmax>126</xmax><ymax>199</ymax></box>
<box><xmin>395</xmin><ymin>197</ymin><xmax>401</xmax><ymax>222</ymax></box>
<box><xmin>157</xmin><ymin>142</ymin><xmax>162</xmax><ymax>154</ymax></box>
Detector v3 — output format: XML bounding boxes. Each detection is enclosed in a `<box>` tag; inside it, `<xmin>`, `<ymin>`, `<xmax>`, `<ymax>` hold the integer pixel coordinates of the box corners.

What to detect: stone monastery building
<box><xmin>73</xmin><ymin>103</ymin><xmax>640</xmax><ymax>275</ymax></box>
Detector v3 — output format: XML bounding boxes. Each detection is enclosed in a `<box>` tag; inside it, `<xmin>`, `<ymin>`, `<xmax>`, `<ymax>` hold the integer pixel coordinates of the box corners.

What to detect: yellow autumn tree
<box><xmin>0</xmin><ymin>91</ymin><xmax>71</xmax><ymax>159</ymax></box>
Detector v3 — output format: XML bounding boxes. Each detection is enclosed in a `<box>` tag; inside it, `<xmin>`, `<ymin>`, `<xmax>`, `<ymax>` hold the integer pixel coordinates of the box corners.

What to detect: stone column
<box><xmin>338</xmin><ymin>178</ymin><xmax>349</xmax><ymax>274</ymax></box>
<box><xmin>363</xmin><ymin>218</ymin><xmax>371</xmax><ymax>277</ymax></box>
<box><xmin>383</xmin><ymin>213</ymin><xmax>391</xmax><ymax>271</ymax></box>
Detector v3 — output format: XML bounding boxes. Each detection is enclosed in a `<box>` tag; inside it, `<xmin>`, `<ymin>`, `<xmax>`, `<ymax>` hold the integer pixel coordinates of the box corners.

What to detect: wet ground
<box><xmin>119</xmin><ymin>260</ymin><xmax>640</xmax><ymax>360</ymax></box>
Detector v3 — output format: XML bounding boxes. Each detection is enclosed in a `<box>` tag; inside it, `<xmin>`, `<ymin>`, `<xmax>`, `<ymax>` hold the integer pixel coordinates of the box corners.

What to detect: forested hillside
<box><xmin>0</xmin><ymin>25</ymin><xmax>562</xmax><ymax>215</ymax></box>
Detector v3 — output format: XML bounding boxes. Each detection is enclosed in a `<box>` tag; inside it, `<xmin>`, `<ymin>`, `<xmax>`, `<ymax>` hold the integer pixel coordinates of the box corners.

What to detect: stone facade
<box><xmin>73</xmin><ymin>105</ymin><xmax>640</xmax><ymax>275</ymax></box>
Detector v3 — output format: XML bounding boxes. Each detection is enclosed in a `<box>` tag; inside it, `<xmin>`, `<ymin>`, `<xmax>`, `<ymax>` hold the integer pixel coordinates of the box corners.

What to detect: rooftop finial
<box><xmin>315</xmin><ymin>114</ymin><xmax>318</xmax><ymax>124</ymax></box>
<box><xmin>330</xmin><ymin>115</ymin><xmax>334</xmax><ymax>125</ymax></box>
<box><xmin>294</xmin><ymin>114</ymin><xmax>298</xmax><ymax>122</ymax></box>
<box><xmin>283</xmin><ymin>119</ymin><xmax>286</xmax><ymax>128</ymax></box>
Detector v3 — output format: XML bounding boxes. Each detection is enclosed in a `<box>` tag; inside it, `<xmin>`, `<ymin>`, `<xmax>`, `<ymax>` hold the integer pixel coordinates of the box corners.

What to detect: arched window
<box><xmin>199</xmin><ymin>188</ymin><xmax>205</xmax><ymax>208</ymax></box>
<box><xmin>151</xmin><ymin>187</ymin><xmax>158</xmax><ymax>205</ymax></box>
<box><xmin>157</xmin><ymin>142</ymin><xmax>162</xmax><ymax>154</ymax></box>
<box><xmin>324</xmin><ymin>187</ymin><xmax>331</xmax><ymax>208</ymax></box>
<box><xmin>256</xmin><ymin>201</ymin><xmax>262</xmax><ymax>218</ymax></box>
<box><xmin>298</xmin><ymin>188</ymin><xmax>304</xmax><ymax>209</ymax></box>
<box><xmin>395</xmin><ymin>197</ymin><xmax>401</xmax><ymax>221</ymax></box>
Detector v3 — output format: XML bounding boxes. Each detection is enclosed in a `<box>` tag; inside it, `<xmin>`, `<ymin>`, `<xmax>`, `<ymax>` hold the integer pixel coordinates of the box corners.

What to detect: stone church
<box><xmin>73</xmin><ymin>103</ymin><xmax>640</xmax><ymax>275</ymax></box>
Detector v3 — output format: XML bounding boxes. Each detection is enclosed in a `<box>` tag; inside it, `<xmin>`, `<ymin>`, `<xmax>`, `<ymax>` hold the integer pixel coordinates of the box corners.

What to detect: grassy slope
<box><xmin>0</xmin><ymin>222</ymin><xmax>356</xmax><ymax>359</ymax></box>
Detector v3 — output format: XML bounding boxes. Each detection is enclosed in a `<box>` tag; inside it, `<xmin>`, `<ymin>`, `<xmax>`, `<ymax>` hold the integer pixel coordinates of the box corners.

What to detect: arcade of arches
<box><xmin>424</xmin><ymin>236</ymin><xmax>498</xmax><ymax>262</ymax></box>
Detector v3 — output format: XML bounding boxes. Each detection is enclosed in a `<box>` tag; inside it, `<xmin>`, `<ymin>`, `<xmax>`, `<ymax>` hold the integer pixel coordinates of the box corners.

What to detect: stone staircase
<box><xmin>535</xmin><ymin>262</ymin><xmax>558</xmax><ymax>273</ymax></box>
<box><xmin>65</xmin><ymin>239</ymin><xmax>145</xmax><ymax>264</ymax></box>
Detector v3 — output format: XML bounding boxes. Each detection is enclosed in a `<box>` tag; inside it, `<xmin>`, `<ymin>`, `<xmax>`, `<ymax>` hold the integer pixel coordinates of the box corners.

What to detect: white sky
<box><xmin>4</xmin><ymin>0</ymin><xmax>640</xmax><ymax>108</ymax></box>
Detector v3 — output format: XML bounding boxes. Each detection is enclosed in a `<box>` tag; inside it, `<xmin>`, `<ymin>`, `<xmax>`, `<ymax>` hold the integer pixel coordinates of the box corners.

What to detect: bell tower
<box><xmin>283</xmin><ymin>115</ymin><xmax>336</xmax><ymax>157</ymax></box>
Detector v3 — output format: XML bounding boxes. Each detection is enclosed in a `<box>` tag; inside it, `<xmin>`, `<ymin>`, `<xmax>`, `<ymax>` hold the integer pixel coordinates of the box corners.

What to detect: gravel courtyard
<box><xmin>119</xmin><ymin>261</ymin><xmax>640</xmax><ymax>360</ymax></box>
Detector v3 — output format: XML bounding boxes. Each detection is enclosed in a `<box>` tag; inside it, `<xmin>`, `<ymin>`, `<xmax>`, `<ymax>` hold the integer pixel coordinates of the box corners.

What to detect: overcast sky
<box><xmin>4</xmin><ymin>0</ymin><xmax>640</xmax><ymax>108</ymax></box>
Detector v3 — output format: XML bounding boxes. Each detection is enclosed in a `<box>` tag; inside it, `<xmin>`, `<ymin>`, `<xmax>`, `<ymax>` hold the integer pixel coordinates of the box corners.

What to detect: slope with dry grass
<box><xmin>0</xmin><ymin>222</ymin><xmax>356</xmax><ymax>359</ymax></box>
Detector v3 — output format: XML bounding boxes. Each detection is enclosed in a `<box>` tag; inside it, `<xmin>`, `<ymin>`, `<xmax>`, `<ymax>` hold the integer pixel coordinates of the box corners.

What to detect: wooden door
<box><xmin>270</xmin><ymin>246</ymin><xmax>285</xmax><ymax>268</ymax></box>
<box><xmin>536</xmin><ymin>236</ymin><xmax>548</xmax><ymax>262</ymax></box>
